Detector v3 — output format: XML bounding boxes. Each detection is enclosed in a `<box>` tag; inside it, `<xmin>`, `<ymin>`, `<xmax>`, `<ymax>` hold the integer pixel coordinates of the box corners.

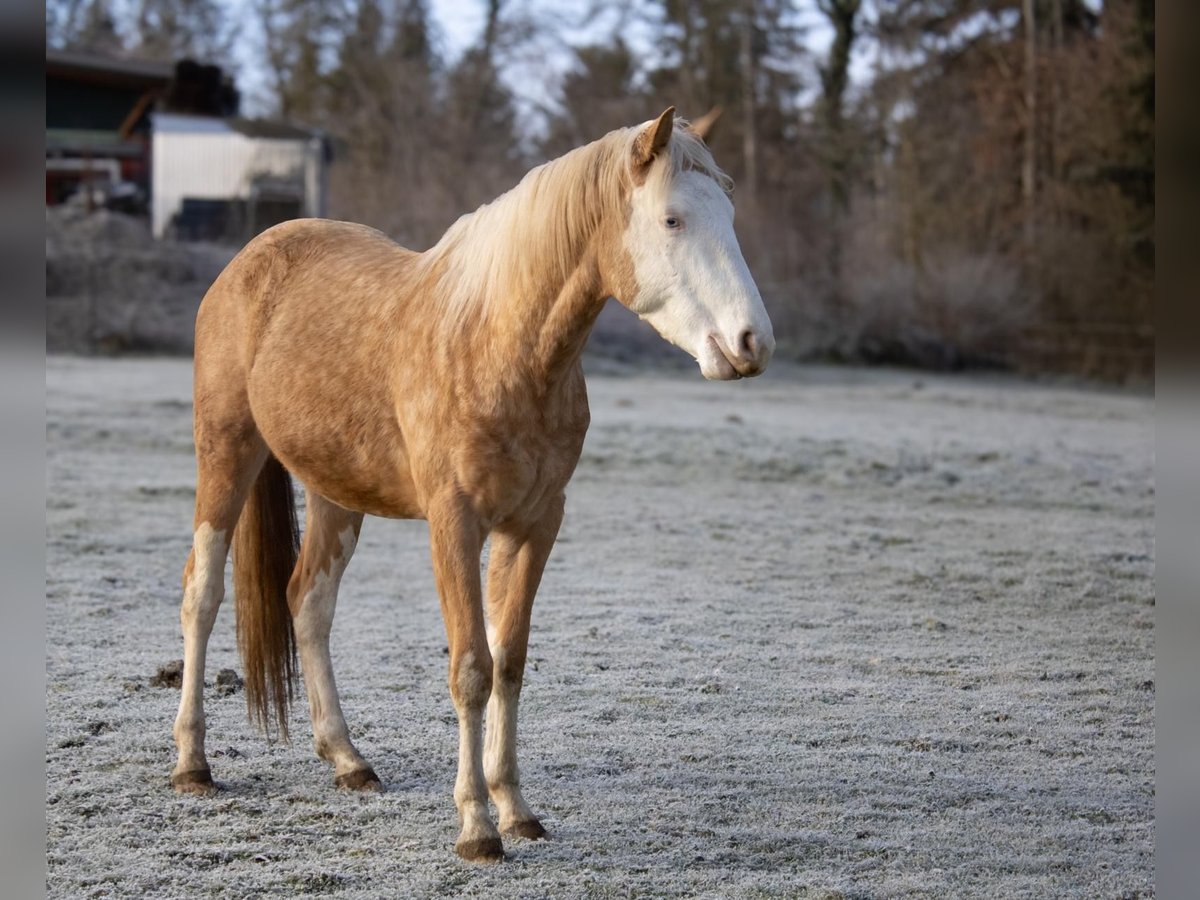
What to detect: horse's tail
<box><xmin>232</xmin><ymin>453</ymin><xmax>299</xmax><ymax>741</ymax></box>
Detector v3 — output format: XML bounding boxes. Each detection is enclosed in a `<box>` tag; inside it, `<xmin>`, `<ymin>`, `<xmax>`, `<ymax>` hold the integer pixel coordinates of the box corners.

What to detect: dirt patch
<box><xmin>214</xmin><ymin>669</ymin><xmax>243</xmax><ymax>697</ymax></box>
<box><xmin>149</xmin><ymin>660</ymin><xmax>183</xmax><ymax>689</ymax></box>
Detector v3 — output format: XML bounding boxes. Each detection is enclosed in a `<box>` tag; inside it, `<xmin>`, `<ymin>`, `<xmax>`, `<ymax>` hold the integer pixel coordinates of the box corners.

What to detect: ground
<box><xmin>46</xmin><ymin>356</ymin><xmax>1154</xmax><ymax>898</ymax></box>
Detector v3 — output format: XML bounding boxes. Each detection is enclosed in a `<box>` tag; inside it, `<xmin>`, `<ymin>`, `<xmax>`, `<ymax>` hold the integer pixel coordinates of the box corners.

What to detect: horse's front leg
<box><xmin>484</xmin><ymin>494</ymin><xmax>564</xmax><ymax>840</ymax></box>
<box><xmin>428</xmin><ymin>492</ymin><xmax>503</xmax><ymax>862</ymax></box>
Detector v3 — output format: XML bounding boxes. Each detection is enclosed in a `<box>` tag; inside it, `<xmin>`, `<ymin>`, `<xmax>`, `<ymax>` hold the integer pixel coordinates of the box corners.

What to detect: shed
<box><xmin>151</xmin><ymin>113</ymin><xmax>328</xmax><ymax>241</ymax></box>
<box><xmin>45</xmin><ymin>50</ymin><xmax>174</xmax><ymax>206</ymax></box>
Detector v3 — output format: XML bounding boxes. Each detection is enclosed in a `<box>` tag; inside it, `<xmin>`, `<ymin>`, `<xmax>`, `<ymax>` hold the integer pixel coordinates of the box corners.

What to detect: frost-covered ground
<box><xmin>46</xmin><ymin>356</ymin><xmax>1155</xmax><ymax>898</ymax></box>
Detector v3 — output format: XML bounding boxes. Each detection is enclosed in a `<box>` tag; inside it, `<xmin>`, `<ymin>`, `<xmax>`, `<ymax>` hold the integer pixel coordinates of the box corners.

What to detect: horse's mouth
<box><xmin>699</xmin><ymin>336</ymin><xmax>742</xmax><ymax>380</ymax></box>
<box><xmin>702</xmin><ymin>334</ymin><xmax>769</xmax><ymax>380</ymax></box>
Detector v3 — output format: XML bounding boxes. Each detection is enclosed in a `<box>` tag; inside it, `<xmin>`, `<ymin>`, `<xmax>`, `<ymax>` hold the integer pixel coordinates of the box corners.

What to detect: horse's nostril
<box><xmin>739</xmin><ymin>330</ymin><xmax>756</xmax><ymax>360</ymax></box>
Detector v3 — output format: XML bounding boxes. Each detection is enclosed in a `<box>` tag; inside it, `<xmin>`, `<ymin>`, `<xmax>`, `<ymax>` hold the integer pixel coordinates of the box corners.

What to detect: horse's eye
<box><xmin>665</xmin><ymin>216</ymin><xmax>681</xmax><ymax>229</ymax></box>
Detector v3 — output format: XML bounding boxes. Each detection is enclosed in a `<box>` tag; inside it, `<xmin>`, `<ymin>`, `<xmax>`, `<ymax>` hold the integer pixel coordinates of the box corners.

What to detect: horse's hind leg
<box><xmin>172</xmin><ymin>422</ymin><xmax>267</xmax><ymax>794</ymax></box>
<box><xmin>483</xmin><ymin>495</ymin><xmax>563</xmax><ymax>839</ymax></box>
<box><xmin>288</xmin><ymin>491</ymin><xmax>378</xmax><ymax>789</ymax></box>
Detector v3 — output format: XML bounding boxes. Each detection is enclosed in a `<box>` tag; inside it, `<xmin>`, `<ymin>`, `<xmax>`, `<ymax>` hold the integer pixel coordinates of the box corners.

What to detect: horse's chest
<box><xmin>454</xmin><ymin>417</ymin><xmax>585</xmax><ymax>524</ymax></box>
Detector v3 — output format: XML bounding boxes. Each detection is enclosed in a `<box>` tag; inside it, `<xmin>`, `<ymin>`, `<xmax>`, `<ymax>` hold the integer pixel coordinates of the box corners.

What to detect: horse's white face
<box><xmin>621</xmin><ymin>123</ymin><xmax>775</xmax><ymax>380</ymax></box>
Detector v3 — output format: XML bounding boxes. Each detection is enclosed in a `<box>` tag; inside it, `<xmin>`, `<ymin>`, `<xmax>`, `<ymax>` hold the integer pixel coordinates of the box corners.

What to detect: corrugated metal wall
<box><xmin>151</xmin><ymin>118</ymin><xmax>325</xmax><ymax>239</ymax></box>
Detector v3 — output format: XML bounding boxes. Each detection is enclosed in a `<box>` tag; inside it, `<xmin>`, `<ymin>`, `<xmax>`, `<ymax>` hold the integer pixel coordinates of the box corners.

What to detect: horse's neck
<box><xmin>522</xmin><ymin>250</ymin><xmax>607</xmax><ymax>384</ymax></box>
<box><xmin>445</xmin><ymin>236</ymin><xmax>611</xmax><ymax>397</ymax></box>
<box><xmin>426</xmin><ymin>138</ymin><xmax>626</xmax><ymax>397</ymax></box>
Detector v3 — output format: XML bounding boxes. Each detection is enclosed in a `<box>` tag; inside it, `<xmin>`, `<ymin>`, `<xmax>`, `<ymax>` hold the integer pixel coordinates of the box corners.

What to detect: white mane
<box><xmin>417</xmin><ymin>118</ymin><xmax>732</xmax><ymax>329</ymax></box>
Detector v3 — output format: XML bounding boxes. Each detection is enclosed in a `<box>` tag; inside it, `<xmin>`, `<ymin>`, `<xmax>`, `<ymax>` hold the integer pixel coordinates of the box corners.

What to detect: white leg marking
<box><xmin>293</xmin><ymin>526</ymin><xmax>372</xmax><ymax>778</ymax></box>
<box><xmin>172</xmin><ymin>524</ymin><xmax>228</xmax><ymax>780</ymax></box>
<box><xmin>453</xmin><ymin>650</ymin><xmax>501</xmax><ymax>852</ymax></box>
<box><xmin>484</xmin><ymin>647</ymin><xmax>537</xmax><ymax>830</ymax></box>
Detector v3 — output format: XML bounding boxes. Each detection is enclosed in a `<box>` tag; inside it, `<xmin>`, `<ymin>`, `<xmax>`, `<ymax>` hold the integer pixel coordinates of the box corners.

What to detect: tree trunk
<box><xmin>1050</xmin><ymin>0</ymin><xmax>1064</xmax><ymax>182</ymax></box>
<box><xmin>817</xmin><ymin>0</ymin><xmax>860</xmax><ymax>350</ymax></box>
<box><xmin>740</xmin><ymin>0</ymin><xmax>758</xmax><ymax>202</ymax></box>
<box><xmin>680</xmin><ymin>7</ymin><xmax>695</xmax><ymax>111</ymax></box>
<box><xmin>1022</xmin><ymin>0</ymin><xmax>1038</xmax><ymax>250</ymax></box>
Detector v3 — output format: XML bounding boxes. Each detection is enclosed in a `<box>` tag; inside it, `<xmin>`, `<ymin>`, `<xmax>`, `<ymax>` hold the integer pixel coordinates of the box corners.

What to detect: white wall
<box><xmin>151</xmin><ymin>114</ymin><xmax>326</xmax><ymax>239</ymax></box>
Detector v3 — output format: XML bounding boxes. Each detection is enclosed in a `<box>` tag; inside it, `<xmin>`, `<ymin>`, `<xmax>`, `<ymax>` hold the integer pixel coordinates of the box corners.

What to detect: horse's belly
<box><xmin>249</xmin><ymin>375</ymin><xmax>422</xmax><ymax>519</ymax></box>
<box><xmin>289</xmin><ymin>449</ymin><xmax>423</xmax><ymax>520</ymax></box>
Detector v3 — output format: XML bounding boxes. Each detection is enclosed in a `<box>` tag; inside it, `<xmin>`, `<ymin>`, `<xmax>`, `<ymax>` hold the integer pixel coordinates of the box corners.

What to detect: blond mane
<box><xmin>660</xmin><ymin>118</ymin><xmax>734</xmax><ymax>196</ymax></box>
<box><xmin>418</xmin><ymin>118</ymin><xmax>732</xmax><ymax>328</ymax></box>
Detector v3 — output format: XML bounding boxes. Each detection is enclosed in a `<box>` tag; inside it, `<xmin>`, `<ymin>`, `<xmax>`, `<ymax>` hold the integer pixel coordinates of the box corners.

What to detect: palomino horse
<box><xmin>170</xmin><ymin>107</ymin><xmax>774</xmax><ymax>862</ymax></box>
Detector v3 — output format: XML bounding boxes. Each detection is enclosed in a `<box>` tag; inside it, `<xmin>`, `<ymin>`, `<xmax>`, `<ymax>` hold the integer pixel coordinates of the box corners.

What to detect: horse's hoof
<box><xmin>334</xmin><ymin>767</ymin><xmax>382</xmax><ymax>791</ymax></box>
<box><xmin>171</xmin><ymin>768</ymin><xmax>216</xmax><ymax>795</ymax></box>
<box><xmin>455</xmin><ymin>836</ymin><xmax>505</xmax><ymax>863</ymax></box>
<box><xmin>503</xmin><ymin>819</ymin><xmax>547</xmax><ymax>840</ymax></box>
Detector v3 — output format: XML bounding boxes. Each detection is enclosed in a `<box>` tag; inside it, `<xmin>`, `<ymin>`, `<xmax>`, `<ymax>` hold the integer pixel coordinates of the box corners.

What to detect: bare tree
<box><xmin>816</xmin><ymin>0</ymin><xmax>863</xmax><ymax>343</ymax></box>
<box><xmin>1021</xmin><ymin>0</ymin><xmax>1037</xmax><ymax>250</ymax></box>
<box><xmin>255</xmin><ymin>0</ymin><xmax>332</xmax><ymax>121</ymax></box>
<box><xmin>49</xmin><ymin>0</ymin><xmax>126</xmax><ymax>55</ymax></box>
<box><xmin>129</xmin><ymin>0</ymin><xmax>233</xmax><ymax>63</ymax></box>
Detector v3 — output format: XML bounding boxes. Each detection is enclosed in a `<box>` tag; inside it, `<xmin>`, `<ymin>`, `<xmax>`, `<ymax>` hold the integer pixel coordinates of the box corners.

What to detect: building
<box><xmin>47</xmin><ymin>50</ymin><xmax>328</xmax><ymax>243</ymax></box>
<box><xmin>150</xmin><ymin>114</ymin><xmax>328</xmax><ymax>241</ymax></box>
<box><xmin>45</xmin><ymin>50</ymin><xmax>174</xmax><ymax>206</ymax></box>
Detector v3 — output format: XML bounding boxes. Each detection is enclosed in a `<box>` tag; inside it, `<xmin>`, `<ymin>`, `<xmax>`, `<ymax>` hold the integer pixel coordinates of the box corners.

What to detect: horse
<box><xmin>169</xmin><ymin>106</ymin><xmax>774</xmax><ymax>862</ymax></box>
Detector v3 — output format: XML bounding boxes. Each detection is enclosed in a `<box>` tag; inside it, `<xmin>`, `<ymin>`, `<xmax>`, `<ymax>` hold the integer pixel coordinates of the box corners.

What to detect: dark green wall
<box><xmin>46</xmin><ymin>79</ymin><xmax>150</xmax><ymax>133</ymax></box>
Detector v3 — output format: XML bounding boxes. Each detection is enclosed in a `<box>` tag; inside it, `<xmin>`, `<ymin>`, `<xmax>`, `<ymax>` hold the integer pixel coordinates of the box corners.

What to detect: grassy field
<box><xmin>46</xmin><ymin>356</ymin><xmax>1154</xmax><ymax>898</ymax></box>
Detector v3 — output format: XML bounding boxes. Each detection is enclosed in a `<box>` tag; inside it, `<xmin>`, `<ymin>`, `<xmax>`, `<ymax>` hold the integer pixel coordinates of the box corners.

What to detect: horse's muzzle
<box><xmin>703</xmin><ymin>329</ymin><xmax>773</xmax><ymax>380</ymax></box>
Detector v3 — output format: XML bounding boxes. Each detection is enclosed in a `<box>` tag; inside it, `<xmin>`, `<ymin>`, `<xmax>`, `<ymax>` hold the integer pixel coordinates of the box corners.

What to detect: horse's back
<box><xmin>197</xmin><ymin>217</ymin><xmax>419</xmax><ymax>372</ymax></box>
<box><xmin>194</xmin><ymin>219</ymin><xmax>425</xmax><ymax>517</ymax></box>
<box><xmin>199</xmin><ymin>219</ymin><xmax>410</xmax><ymax>345</ymax></box>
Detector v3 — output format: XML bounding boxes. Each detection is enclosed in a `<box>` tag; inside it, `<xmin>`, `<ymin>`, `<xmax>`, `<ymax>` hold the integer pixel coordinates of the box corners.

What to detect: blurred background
<box><xmin>45</xmin><ymin>0</ymin><xmax>1152</xmax><ymax>380</ymax></box>
<box><xmin>31</xmin><ymin>7</ymin><xmax>1180</xmax><ymax>897</ymax></box>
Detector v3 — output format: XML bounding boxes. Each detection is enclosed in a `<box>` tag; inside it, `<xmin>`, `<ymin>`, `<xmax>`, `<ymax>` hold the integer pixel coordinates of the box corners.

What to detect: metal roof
<box><xmin>152</xmin><ymin>112</ymin><xmax>323</xmax><ymax>141</ymax></box>
<box><xmin>45</xmin><ymin>49</ymin><xmax>174</xmax><ymax>85</ymax></box>
<box><xmin>228</xmin><ymin>118</ymin><xmax>323</xmax><ymax>140</ymax></box>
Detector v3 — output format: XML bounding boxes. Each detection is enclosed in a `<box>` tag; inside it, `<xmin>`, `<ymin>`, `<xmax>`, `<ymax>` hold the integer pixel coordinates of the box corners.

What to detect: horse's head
<box><xmin>611</xmin><ymin>107</ymin><xmax>774</xmax><ymax>380</ymax></box>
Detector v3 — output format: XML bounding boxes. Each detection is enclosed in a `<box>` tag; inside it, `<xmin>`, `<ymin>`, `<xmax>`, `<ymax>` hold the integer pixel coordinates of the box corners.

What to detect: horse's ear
<box><xmin>633</xmin><ymin>106</ymin><xmax>675</xmax><ymax>171</ymax></box>
<box><xmin>689</xmin><ymin>106</ymin><xmax>722</xmax><ymax>142</ymax></box>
